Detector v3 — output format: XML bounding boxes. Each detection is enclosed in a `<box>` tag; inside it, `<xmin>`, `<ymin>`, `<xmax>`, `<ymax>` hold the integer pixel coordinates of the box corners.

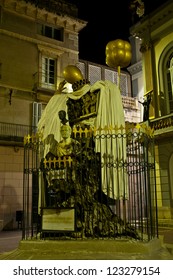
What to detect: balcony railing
<box><xmin>150</xmin><ymin>113</ymin><xmax>173</xmax><ymax>137</ymax></box>
<box><xmin>0</xmin><ymin>122</ymin><xmax>36</xmax><ymax>144</ymax></box>
<box><xmin>122</xmin><ymin>96</ymin><xmax>139</xmax><ymax>109</ymax></box>
<box><xmin>33</xmin><ymin>72</ymin><xmax>57</xmax><ymax>93</ymax></box>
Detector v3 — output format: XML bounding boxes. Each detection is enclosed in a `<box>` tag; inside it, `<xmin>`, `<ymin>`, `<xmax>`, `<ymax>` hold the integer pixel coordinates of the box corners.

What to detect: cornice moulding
<box><xmin>127</xmin><ymin>61</ymin><xmax>142</xmax><ymax>75</ymax></box>
<box><xmin>130</xmin><ymin>2</ymin><xmax>173</xmax><ymax>40</ymax></box>
<box><xmin>1</xmin><ymin>0</ymin><xmax>87</xmax><ymax>32</ymax></box>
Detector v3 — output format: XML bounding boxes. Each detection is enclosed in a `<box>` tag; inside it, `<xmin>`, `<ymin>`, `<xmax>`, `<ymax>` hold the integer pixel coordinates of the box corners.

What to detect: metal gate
<box><xmin>23</xmin><ymin>123</ymin><xmax>158</xmax><ymax>241</ymax></box>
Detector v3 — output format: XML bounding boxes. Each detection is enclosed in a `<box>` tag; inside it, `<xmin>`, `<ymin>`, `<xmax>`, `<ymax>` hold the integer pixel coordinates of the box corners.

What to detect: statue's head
<box><xmin>60</xmin><ymin>124</ymin><xmax>71</xmax><ymax>139</ymax></box>
<box><xmin>58</xmin><ymin>110</ymin><xmax>66</xmax><ymax>119</ymax></box>
<box><xmin>58</xmin><ymin>110</ymin><xmax>68</xmax><ymax>124</ymax></box>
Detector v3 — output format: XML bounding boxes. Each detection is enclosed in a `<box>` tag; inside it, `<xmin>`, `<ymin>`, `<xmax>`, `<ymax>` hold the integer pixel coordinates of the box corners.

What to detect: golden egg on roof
<box><xmin>63</xmin><ymin>65</ymin><xmax>84</xmax><ymax>84</ymax></box>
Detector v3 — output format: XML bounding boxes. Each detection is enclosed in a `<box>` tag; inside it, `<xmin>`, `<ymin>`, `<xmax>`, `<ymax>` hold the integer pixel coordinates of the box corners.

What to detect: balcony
<box><xmin>33</xmin><ymin>72</ymin><xmax>57</xmax><ymax>96</ymax></box>
<box><xmin>150</xmin><ymin>113</ymin><xmax>173</xmax><ymax>139</ymax></box>
<box><xmin>0</xmin><ymin>122</ymin><xmax>35</xmax><ymax>146</ymax></box>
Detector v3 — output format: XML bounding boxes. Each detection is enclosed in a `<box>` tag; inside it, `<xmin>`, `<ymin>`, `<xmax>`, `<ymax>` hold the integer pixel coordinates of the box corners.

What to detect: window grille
<box><xmin>76</xmin><ymin>61</ymin><xmax>86</xmax><ymax>79</ymax></box>
<box><xmin>120</xmin><ymin>73</ymin><xmax>128</xmax><ymax>96</ymax></box>
<box><xmin>88</xmin><ymin>64</ymin><xmax>101</xmax><ymax>85</ymax></box>
<box><xmin>78</xmin><ymin>60</ymin><xmax>129</xmax><ymax>97</ymax></box>
<box><xmin>105</xmin><ymin>69</ymin><xmax>118</xmax><ymax>85</ymax></box>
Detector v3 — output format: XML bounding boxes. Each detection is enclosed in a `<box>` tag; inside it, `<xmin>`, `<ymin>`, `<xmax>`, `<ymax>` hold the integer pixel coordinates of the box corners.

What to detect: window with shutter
<box><xmin>32</xmin><ymin>102</ymin><xmax>42</xmax><ymax>133</ymax></box>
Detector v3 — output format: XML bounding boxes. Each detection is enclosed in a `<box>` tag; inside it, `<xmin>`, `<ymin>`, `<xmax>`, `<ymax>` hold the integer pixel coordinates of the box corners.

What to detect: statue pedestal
<box><xmin>17</xmin><ymin>238</ymin><xmax>163</xmax><ymax>260</ymax></box>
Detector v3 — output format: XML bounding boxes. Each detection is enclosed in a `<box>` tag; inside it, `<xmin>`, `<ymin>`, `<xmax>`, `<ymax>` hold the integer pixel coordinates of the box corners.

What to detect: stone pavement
<box><xmin>0</xmin><ymin>230</ymin><xmax>22</xmax><ymax>254</ymax></box>
<box><xmin>0</xmin><ymin>229</ymin><xmax>173</xmax><ymax>260</ymax></box>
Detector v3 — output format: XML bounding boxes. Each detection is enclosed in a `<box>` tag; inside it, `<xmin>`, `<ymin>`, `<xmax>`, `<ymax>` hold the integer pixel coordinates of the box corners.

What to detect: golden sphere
<box><xmin>63</xmin><ymin>65</ymin><xmax>84</xmax><ymax>84</ymax></box>
<box><xmin>105</xmin><ymin>39</ymin><xmax>132</xmax><ymax>68</ymax></box>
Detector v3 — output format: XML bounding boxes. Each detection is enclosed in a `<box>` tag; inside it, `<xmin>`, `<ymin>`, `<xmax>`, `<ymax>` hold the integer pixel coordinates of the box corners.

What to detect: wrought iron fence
<box><xmin>23</xmin><ymin>124</ymin><xmax>158</xmax><ymax>242</ymax></box>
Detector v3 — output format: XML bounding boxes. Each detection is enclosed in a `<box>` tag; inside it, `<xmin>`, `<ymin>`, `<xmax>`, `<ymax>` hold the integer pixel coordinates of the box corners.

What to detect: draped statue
<box><xmin>36</xmin><ymin>65</ymin><xmax>139</xmax><ymax>239</ymax></box>
<box><xmin>38</xmin><ymin>79</ymin><xmax>128</xmax><ymax>200</ymax></box>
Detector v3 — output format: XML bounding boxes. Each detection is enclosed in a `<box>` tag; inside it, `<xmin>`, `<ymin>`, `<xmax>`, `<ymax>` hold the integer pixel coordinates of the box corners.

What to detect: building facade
<box><xmin>0</xmin><ymin>0</ymin><xmax>86</xmax><ymax>230</ymax></box>
<box><xmin>130</xmin><ymin>0</ymin><xmax>173</xmax><ymax>224</ymax></box>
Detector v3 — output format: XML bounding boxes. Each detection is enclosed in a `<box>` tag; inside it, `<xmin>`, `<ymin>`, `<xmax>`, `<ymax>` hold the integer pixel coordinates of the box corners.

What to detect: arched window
<box><xmin>159</xmin><ymin>44</ymin><xmax>173</xmax><ymax>115</ymax></box>
<box><xmin>169</xmin><ymin>153</ymin><xmax>173</xmax><ymax>206</ymax></box>
<box><xmin>169</xmin><ymin>57</ymin><xmax>173</xmax><ymax>113</ymax></box>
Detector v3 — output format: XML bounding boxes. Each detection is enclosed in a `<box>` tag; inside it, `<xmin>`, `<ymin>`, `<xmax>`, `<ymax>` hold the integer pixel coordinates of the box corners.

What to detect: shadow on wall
<box><xmin>0</xmin><ymin>185</ymin><xmax>21</xmax><ymax>230</ymax></box>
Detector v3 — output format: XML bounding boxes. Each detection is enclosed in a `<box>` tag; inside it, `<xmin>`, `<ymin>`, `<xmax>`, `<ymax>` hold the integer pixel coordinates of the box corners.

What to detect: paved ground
<box><xmin>0</xmin><ymin>229</ymin><xmax>173</xmax><ymax>260</ymax></box>
<box><xmin>0</xmin><ymin>230</ymin><xmax>22</xmax><ymax>254</ymax></box>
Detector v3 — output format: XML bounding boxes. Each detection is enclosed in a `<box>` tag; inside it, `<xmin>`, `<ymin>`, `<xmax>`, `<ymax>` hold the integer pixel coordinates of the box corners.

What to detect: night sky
<box><xmin>77</xmin><ymin>0</ymin><xmax>131</xmax><ymax>66</ymax></box>
<box><xmin>68</xmin><ymin>0</ymin><xmax>167</xmax><ymax>66</ymax></box>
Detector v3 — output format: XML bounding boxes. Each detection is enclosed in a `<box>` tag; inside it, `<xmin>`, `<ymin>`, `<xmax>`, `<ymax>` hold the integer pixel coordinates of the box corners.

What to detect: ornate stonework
<box><xmin>0</xmin><ymin>0</ymin><xmax>87</xmax><ymax>32</ymax></box>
